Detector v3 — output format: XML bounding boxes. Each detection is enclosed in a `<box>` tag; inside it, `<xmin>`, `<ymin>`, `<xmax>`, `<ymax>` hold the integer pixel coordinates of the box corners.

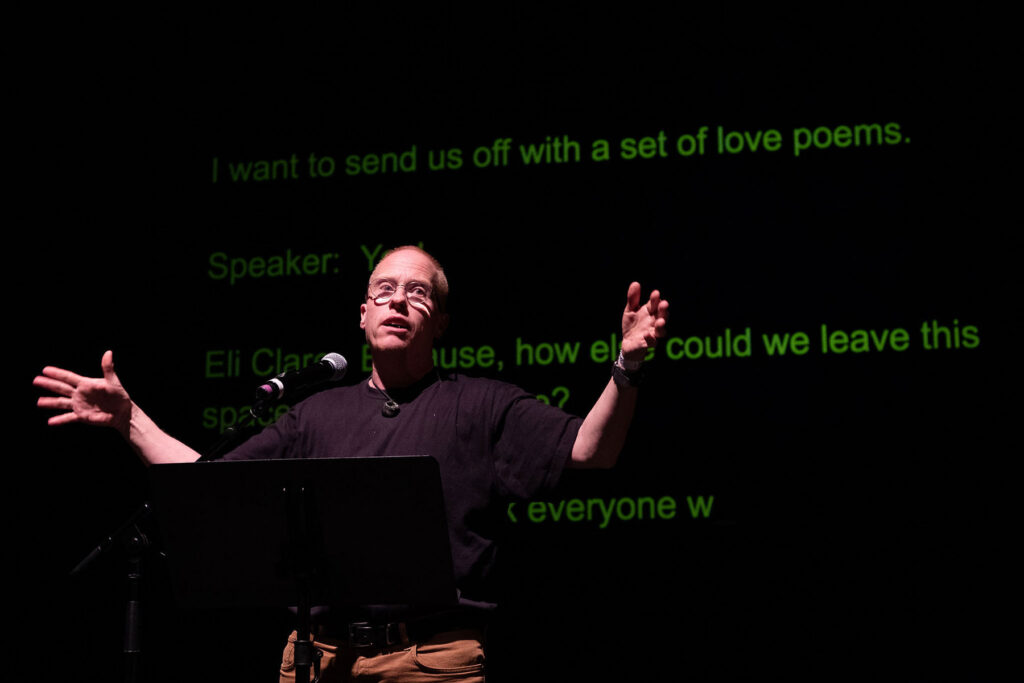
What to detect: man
<box><xmin>35</xmin><ymin>245</ymin><xmax>669</xmax><ymax>681</ymax></box>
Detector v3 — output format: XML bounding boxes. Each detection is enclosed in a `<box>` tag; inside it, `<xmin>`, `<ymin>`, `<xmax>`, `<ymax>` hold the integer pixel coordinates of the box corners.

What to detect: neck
<box><xmin>370</xmin><ymin>353</ymin><xmax>435</xmax><ymax>391</ymax></box>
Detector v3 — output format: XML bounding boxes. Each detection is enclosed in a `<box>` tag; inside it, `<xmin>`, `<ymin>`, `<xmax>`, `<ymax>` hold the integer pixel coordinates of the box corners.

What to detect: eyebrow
<box><xmin>371</xmin><ymin>277</ymin><xmax>431</xmax><ymax>286</ymax></box>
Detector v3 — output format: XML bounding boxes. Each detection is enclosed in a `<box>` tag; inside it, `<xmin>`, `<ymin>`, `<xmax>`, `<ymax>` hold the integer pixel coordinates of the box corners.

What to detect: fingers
<box><xmin>34</xmin><ymin>379</ymin><xmax>77</xmax><ymax>424</ymax></box>
<box><xmin>101</xmin><ymin>350</ymin><xmax>118</xmax><ymax>383</ymax></box>
<box><xmin>36</xmin><ymin>394</ymin><xmax>77</xmax><ymax>425</ymax></box>
<box><xmin>627</xmin><ymin>284</ymin><xmax>670</xmax><ymax>317</ymax></box>
<box><xmin>36</xmin><ymin>366</ymin><xmax>84</xmax><ymax>389</ymax></box>
<box><xmin>33</xmin><ymin>373</ymin><xmax>75</xmax><ymax>397</ymax></box>
<box><xmin>647</xmin><ymin>299</ymin><xmax>668</xmax><ymax>341</ymax></box>
<box><xmin>646</xmin><ymin>289</ymin><xmax>661</xmax><ymax>315</ymax></box>
<box><xmin>624</xmin><ymin>284</ymin><xmax>671</xmax><ymax>321</ymax></box>
<box><xmin>34</xmin><ymin>354</ymin><xmax>120</xmax><ymax>427</ymax></box>
<box><xmin>37</xmin><ymin>395</ymin><xmax>73</xmax><ymax>411</ymax></box>
<box><xmin>34</xmin><ymin>352</ymin><xmax>117</xmax><ymax>400</ymax></box>
<box><xmin>625</xmin><ymin>282</ymin><xmax>642</xmax><ymax>310</ymax></box>
<box><xmin>655</xmin><ymin>299</ymin><xmax>670</xmax><ymax>329</ymax></box>
<box><xmin>46</xmin><ymin>412</ymin><xmax>81</xmax><ymax>426</ymax></box>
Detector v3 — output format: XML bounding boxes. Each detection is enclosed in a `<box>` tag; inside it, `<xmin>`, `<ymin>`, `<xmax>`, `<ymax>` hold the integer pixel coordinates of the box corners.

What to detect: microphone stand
<box><xmin>200</xmin><ymin>392</ymin><xmax>326</xmax><ymax>681</ymax></box>
<box><xmin>122</xmin><ymin>525</ymin><xmax>149</xmax><ymax>683</ymax></box>
<box><xmin>286</xmin><ymin>484</ymin><xmax>323</xmax><ymax>683</ymax></box>
<box><xmin>199</xmin><ymin>396</ymin><xmax>274</xmax><ymax>461</ymax></box>
<box><xmin>72</xmin><ymin>376</ymin><xmax>326</xmax><ymax>678</ymax></box>
<box><xmin>68</xmin><ymin>356</ymin><xmax>325</xmax><ymax>680</ymax></box>
<box><xmin>69</xmin><ymin>396</ymin><xmax>273</xmax><ymax>679</ymax></box>
<box><xmin>70</xmin><ymin>503</ymin><xmax>153</xmax><ymax>683</ymax></box>
<box><xmin>204</xmin><ymin>356</ymin><xmax>346</xmax><ymax>461</ymax></box>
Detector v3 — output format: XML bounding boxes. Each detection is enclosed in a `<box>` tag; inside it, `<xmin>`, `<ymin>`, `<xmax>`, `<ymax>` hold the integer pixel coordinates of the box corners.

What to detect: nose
<box><xmin>389</xmin><ymin>284</ymin><xmax>409</xmax><ymax>306</ymax></box>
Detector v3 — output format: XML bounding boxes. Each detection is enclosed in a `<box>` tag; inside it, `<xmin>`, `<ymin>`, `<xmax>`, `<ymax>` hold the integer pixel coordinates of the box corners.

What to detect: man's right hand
<box><xmin>34</xmin><ymin>350</ymin><xmax>202</xmax><ymax>466</ymax></box>
<box><xmin>34</xmin><ymin>350</ymin><xmax>132</xmax><ymax>438</ymax></box>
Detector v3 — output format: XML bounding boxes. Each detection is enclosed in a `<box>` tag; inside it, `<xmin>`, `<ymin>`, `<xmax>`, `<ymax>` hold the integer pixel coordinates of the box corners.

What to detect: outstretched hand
<box><xmin>621</xmin><ymin>282</ymin><xmax>670</xmax><ymax>361</ymax></box>
<box><xmin>34</xmin><ymin>350</ymin><xmax>132</xmax><ymax>435</ymax></box>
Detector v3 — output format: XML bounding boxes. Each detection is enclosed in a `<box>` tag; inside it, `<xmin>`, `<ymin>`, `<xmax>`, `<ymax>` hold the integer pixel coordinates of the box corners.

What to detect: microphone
<box><xmin>255</xmin><ymin>352</ymin><xmax>347</xmax><ymax>401</ymax></box>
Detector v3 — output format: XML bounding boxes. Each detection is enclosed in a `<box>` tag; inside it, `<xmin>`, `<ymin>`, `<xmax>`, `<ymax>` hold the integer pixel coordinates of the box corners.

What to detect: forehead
<box><xmin>370</xmin><ymin>250</ymin><xmax>437</xmax><ymax>283</ymax></box>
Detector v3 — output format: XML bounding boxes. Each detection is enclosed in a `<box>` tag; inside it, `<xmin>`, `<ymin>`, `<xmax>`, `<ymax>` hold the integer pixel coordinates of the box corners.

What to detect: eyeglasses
<box><xmin>367</xmin><ymin>278</ymin><xmax>434</xmax><ymax>306</ymax></box>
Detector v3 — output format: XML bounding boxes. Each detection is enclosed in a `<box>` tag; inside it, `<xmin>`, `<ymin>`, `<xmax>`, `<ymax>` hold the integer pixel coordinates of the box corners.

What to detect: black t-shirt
<box><xmin>223</xmin><ymin>371</ymin><xmax>582</xmax><ymax>612</ymax></box>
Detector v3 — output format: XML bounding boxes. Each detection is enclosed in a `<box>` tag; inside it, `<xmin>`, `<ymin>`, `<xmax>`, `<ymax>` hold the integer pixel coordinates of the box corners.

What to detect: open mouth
<box><xmin>383</xmin><ymin>319</ymin><xmax>410</xmax><ymax>330</ymax></box>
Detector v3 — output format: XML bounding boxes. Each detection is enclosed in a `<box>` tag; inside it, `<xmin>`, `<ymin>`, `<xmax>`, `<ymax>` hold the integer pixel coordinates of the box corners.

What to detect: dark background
<box><xmin>15</xmin><ymin>10</ymin><xmax>1018</xmax><ymax>681</ymax></box>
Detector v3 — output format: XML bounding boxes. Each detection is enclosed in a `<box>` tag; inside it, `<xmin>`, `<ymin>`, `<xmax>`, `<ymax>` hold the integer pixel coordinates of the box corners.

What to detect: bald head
<box><xmin>370</xmin><ymin>245</ymin><xmax>449</xmax><ymax>313</ymax></box>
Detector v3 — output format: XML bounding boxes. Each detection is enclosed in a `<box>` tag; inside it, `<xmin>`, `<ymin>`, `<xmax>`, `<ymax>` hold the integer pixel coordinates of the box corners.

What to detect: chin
<box><xmin>372</xmin><ymin>339</ymin><xmax>410</xmax><ymax>352</ymax></box>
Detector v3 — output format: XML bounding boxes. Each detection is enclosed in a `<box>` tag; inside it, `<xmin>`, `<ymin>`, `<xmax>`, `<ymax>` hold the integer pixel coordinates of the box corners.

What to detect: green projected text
<box><xmin>210</xmin><ymin>121</ymin><xmax>909</xmax><ymax>184</ymax></box>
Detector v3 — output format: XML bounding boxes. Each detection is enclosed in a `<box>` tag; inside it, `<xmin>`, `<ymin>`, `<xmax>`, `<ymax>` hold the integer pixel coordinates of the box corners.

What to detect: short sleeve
<box><xmin>490</xmin><ymin>391</ymin><xmax>582</xmax><ymax>499</ymax></box>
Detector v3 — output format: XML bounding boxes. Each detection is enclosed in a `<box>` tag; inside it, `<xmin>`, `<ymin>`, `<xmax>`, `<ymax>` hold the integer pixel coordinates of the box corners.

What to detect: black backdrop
<box><xmin>16</xmin><ymin>10</ymin><xmax>1018</xmax><ymax>681</ymax></box>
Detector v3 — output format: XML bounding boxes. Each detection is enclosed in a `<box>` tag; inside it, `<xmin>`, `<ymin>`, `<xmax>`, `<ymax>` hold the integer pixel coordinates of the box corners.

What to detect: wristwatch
<box><xmin>612</xmin><ymin>349</ymin><xmax>644</xmax><ymax>387</ymax></box>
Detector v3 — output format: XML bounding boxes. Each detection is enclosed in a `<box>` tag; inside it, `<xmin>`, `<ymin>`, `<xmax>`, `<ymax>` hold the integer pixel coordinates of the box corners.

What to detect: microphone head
<box><xmin>321</xmin><ymin>352</ymin><xmax>348</xmax><ymax>381</ymax></box>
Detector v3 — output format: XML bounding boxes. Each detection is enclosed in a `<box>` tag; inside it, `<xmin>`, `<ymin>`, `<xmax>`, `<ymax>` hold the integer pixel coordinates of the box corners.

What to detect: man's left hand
<box><xmin>620</xmin><ymin>282</ymin><xmax>669</xmax><ymax>362</ymax></box>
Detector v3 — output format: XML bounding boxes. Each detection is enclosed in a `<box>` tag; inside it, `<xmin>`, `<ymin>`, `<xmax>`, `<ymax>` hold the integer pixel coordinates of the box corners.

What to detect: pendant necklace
<box><xmin>369</xmin><ymin>377</ymin><xmax>401</xmax><ymax>417</ymax></box>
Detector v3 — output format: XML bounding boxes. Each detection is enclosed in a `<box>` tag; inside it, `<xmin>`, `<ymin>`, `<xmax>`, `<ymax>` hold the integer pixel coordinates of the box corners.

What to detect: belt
<box><xmin>343</xmin><ymin>621</ymin><xmax>408</xmax><ymax>649</ymax></box>
<box><xmin>320</xmin><ymin>612</ymin><xmax>483</xmax><ymax>649</ymax></box>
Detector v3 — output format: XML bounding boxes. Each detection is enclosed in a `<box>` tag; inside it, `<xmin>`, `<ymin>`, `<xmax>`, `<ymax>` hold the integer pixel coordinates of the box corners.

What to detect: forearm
<box><xmin>124</xmin><ymin>402</ymin><xmax>202</xmax><ymax>466</ymax></box>
<box><xmin>569</xmin><ymin>377</ymin><xmax>639</xmax><ymax>469</ymax></box>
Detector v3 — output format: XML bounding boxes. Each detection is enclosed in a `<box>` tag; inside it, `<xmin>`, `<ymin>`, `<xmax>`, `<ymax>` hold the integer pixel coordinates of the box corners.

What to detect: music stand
<box><xmin>148</xmin><ymin>456</ymin><xmax>457</xmax><ymax>682</ymax></box>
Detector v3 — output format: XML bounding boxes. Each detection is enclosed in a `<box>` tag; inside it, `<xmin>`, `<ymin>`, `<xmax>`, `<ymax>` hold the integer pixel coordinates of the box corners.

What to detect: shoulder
<box><xmin>439</xmin><ymin>373</ymin><xmax>580</xmax><ymax>423</ymax></box>
<box><xmin>288</xmin><ymin>381</ymin><xmax>368</xmax><ymax>414</ymax></box>
<box><xmin>438</xmin><ymin>372</ymin><xmax>534</xmax><ymax>402</ymax></box>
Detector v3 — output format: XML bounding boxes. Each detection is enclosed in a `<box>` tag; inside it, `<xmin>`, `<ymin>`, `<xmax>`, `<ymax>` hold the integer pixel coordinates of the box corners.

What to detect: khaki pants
<box><xmin>279</xmin><ymin>628</ymin><xmax>486</xmax><ymax>682</ymax></box>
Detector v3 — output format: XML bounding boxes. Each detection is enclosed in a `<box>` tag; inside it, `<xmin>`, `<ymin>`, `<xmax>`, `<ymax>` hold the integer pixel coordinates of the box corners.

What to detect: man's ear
<box><xmin>360</xmin><ymin>303</ymin><xmax>367</xmax><ymax>329</ymax></box>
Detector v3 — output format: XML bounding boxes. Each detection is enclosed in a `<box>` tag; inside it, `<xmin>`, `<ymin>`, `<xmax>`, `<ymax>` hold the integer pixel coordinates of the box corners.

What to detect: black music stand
<box><xmin>148</xmin><ymin>456</ymin><xmax>457</xmax><ymax>683</ymax></box>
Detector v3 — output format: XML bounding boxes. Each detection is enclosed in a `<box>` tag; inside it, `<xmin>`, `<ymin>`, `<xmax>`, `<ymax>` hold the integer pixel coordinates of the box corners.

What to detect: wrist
<box><xmin>612</xmin><ymin>349</ymin><xmax>644</xmax><ymax>387</ymax></box>
<box><xmin>125</xmin><ymin>401</ymin><xmax>152</xmax><ymax>443</ymax></box>
<box><xmin>615</xmin><ymin>349</ymin><xmax>643</xmax><ymax>371</ymax></box>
